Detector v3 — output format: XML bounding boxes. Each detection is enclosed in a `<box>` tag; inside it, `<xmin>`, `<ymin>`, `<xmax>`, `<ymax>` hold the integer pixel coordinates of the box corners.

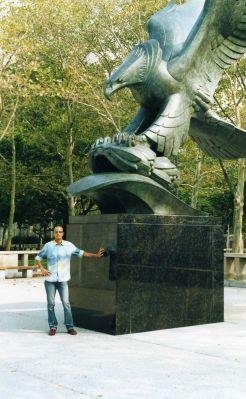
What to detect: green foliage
<box><xmin>0</xmin><ymin>0</ymin><xmax>245</xmax><ymax>238</ymax></box>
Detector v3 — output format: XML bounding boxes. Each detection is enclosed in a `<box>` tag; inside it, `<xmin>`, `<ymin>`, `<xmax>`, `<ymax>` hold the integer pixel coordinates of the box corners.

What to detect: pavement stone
<box><xmin>0</xmin><ymin>277</ymin><xmax>246</xmax><ymax>399</ymax></box>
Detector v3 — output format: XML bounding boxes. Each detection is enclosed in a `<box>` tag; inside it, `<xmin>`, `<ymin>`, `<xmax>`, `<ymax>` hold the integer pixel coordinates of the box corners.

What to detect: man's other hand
<box><xmin>40</xmin><ymin>267</ymin><xmax>51</xmax><ymax>276</ymax></box>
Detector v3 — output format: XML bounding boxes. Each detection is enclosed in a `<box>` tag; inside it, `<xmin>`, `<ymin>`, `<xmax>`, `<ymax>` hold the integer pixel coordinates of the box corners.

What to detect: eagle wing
<box><xmin>147</xmin><ymin>0</ymin><xmax>206</xmax><ymax>61</ymax></box>
<box><xmin>190</xmin><ymin>112</ymin><xmax>246</xmax><ymax>159</ymax></box>
<box><xmin>168</xmin><ymin>0</ymin><xmax>246</xmax><ymax>97</ymax></box>
<box><xmin>144</xmin><ymin>92</ymin><xmax>192</xmax><ymax>157</ymax></box>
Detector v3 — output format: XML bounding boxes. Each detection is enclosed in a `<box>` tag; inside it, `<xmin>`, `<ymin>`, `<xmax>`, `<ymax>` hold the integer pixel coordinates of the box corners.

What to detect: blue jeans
<box><xmin>44</xmin><ymin>281</ymin><xmax>74</xmax><ymax>330</ymax></box>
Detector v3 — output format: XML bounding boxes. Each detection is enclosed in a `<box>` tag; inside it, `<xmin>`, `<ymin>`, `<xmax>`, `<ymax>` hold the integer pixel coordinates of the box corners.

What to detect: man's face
<box><xmin>54</xmin><ymin>227</ymin><xmax>64</xmax><ymax>241</ymax></box>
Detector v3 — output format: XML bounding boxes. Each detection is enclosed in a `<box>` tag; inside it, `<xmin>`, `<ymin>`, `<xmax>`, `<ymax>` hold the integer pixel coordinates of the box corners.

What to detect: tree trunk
<box><xmin>5</xmin><ymin>133</ymin><xmax>16</xmax><ymax>250</ymax></box>
<box><xmin>231</xmin><ymin>77</ymin><xmax>245</xmax><ymax>254</ymax></box>
<box><xmin>67</xmin><ymin>124</ymin><xmax>75</xmax><ymax>217</ymax></box>
<box><xmin>1</xmin><ymin>225</ymin><xmax>7</xmax><ymax>248</ymax></box>
<box><xmin>19</xmin><ymin>225</ymin><xmax>22</xmax><ymax>250</ymax></box>
<box><xmin>191</xmin><ymin>150</ymin><xmax>202</xmax><ymax>209</ymax></box>
<box><xmin>232</xmin><ymin>159</ymin><xmax>245</xmax><ymax>253</ymax></box>
<box><xmin>38</xmin><ymin>227</ymin><xmax>43</xmax><ymax>250</ymax></box>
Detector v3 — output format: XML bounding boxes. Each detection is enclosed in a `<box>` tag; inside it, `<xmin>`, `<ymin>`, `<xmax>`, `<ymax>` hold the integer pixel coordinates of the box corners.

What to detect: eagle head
<box><xmin>104</xmin><ymin>39</ymin><xmax>162</xmax><ymax>100</ymax></box>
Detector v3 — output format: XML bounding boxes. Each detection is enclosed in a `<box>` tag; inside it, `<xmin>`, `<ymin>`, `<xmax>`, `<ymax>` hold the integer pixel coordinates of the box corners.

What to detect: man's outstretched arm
<box><xmin>83</xmin><ymin>248</ymin><xmax>105</xmax><ymax>259</ymax></box>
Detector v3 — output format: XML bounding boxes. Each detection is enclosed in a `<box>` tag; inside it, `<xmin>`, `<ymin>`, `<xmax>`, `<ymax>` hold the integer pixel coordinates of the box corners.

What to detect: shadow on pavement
<box><xmin>0</xmin><ymin>301</ymin><xmax>64</xmax><ymax>333</ymax></box>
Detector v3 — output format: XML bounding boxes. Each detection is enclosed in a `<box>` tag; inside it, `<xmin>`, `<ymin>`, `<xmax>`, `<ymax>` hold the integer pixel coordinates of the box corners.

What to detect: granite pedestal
<box><xmin>67</xmin><ymin>214</ymin><xmax>224</xmax><ymax>335</ymax></box>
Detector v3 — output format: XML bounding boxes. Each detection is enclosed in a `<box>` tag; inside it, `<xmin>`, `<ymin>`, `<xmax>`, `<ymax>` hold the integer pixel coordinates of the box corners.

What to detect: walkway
<box><xmin>0</xmin><ymin>278</ymin><xmax>246</xmax><ymax>399</ymax></box>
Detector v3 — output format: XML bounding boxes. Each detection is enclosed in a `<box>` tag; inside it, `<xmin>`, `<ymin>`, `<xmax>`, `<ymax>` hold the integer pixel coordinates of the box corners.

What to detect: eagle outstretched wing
<box><xmin>169</xmin><ymin>0</ymin><xmax>246</xmax><ymax>97</ymax></box>
<box><xmin>147</xmin><ymin>0</ymin><xmax>206</xmax><ymax>61</ymax></box>
<box><xmin>190</xmin><ymin>112</ymin><xmax>246</xmax><ymax>159</ymax></box>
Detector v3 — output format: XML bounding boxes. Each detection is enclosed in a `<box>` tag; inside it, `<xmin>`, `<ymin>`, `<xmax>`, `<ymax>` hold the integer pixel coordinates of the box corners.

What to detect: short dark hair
<box><xmin>54</xmin><ymin>225</ymin><xmax>64</xmax><ymax>232</ymax></box>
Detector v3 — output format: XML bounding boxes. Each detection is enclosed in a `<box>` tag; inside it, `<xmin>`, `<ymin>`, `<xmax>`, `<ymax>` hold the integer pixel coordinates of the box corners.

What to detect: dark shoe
<box><xmin>67</xmin><ymin>328</ymin><xmax>77</xmax><ymax>335</ymax></box>
<box><xmin>48</xmin><ymin>328</ymin><xmax>57</xmax><ymax>336</ymax></box>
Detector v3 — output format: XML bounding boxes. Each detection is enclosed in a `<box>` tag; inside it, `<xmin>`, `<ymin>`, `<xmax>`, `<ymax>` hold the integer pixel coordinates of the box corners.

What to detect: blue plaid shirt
<box><xmin>35</xmin><ymin>240</ymin><xmax>84</xmax><ymax>282</ymax></box>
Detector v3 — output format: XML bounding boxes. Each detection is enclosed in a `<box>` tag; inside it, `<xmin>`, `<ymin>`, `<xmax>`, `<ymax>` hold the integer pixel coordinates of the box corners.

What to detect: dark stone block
<box><xmin>72</xmin><ymin>306</ymin><xmax>115</xmax><ymax>334</ymax></box>
<box><xmin>67</xmin><ymin>214</ymin><xmax>224</xmax><ymax>334</ymax></box>
<box><xmin>117</xmin><ymin>223</ymin><xmax>213</xmax><ymax>269</ymax></box>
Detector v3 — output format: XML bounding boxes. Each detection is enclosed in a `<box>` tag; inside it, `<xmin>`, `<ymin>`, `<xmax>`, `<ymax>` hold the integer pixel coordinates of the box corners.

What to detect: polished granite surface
<box><xmin>67</xmin><ymin>215</ymin><xmax>224</xmax><ymax>334</ymax></box>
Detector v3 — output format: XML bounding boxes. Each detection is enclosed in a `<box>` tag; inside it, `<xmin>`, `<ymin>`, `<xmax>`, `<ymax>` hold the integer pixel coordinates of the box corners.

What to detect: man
<box><xmin>35</xmin><ymin>225</ymin><xmax>104</xmax><ymax>336</ymax></box>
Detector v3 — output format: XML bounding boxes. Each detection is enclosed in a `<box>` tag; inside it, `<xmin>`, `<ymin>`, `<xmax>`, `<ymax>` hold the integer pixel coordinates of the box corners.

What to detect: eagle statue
<box><xmin>89</xmin><ymin>0</ymin><xmax>246</xmax><ymax>188</ymax></box>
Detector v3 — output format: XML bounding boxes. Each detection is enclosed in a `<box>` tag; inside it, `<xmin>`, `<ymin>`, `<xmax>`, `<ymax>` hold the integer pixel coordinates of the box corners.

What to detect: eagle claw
<box><xmin>90</xmin><ymin>134</ymin><xmax>179</xmax><ymax>187</ymax></box>
<box><xmin>91</xmin><ymin>133</ymin><xmax>149</xmax><ymax>150</ymax></box>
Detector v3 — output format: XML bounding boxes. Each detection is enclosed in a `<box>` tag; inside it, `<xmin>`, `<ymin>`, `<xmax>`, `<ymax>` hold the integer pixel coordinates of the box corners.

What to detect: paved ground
<box><xmin>0</xmin><ymin>278</ymin><xmax>246</xmax><ymax>399</ymax></box>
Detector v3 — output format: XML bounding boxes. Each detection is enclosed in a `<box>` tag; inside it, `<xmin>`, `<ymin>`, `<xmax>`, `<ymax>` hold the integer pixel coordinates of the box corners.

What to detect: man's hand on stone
<box><xmin>97</xmin><ymin>248</ymin><xmax>105</xmax><ymax>258</ymax></box>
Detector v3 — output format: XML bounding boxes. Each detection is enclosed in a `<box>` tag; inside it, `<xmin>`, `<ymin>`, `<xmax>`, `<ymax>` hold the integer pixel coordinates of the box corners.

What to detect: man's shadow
<box><xmin>0</xmin><ymin>301</ymin><xmax>64</xmax><ymax>332</ymax></box>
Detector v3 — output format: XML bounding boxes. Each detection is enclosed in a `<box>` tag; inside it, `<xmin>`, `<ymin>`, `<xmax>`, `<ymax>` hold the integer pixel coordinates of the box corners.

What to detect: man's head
<box><xmin>53</xmin><ymin>226</ymin><xmax>64</xmax><ymax>243</ymax></box>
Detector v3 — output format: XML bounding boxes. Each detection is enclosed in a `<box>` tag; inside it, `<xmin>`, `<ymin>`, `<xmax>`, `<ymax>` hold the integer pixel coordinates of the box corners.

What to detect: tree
<box><xmin>4</xmin><ymin>131</ymin><xmax>16</xmax><ymax>250</ymax></box>
<box><xmin>0</xmin><ymin>0</ymin><xmax>244</xmax><ymax>250</ymax></box>
<box><xmin>0</xmin><ymin>0</ymin><xmax>169</xmax><ymax>224</ymax></box>
<box><xmin>214</xmin><ymin>59</ymin><xmax>246</xmax><ymax>251</ymax></box>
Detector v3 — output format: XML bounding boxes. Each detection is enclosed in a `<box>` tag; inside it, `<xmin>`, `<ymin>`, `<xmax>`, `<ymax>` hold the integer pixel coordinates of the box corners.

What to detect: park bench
<box><xmin>0</xmin><ymin>265</ymin><xmax>40</xmax><ymax>279</ymax></box>
<box><xmin>224</xmin><ymin>252</ymin><xmax>246</xmax><ymax>280</ymax></box>
<box><xmin>0</xmin><ymin>250</ymin><xmax>40</xmax><ymax>279</ymax></box>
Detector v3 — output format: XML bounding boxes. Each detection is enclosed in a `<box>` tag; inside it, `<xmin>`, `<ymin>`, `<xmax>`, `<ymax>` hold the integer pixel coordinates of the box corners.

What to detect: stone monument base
<box><xmin>67</xmin><ymin>214</ymin><xmax>224</xmax><ymax>335</ymax></box>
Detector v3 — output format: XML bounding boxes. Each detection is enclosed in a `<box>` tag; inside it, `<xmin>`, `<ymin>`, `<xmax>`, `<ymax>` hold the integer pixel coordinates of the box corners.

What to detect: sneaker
<box><xmin>48</xmin><ymin>328</ymin><xmax>57</xmax><ymax>336</ymax></box>
<box><xmin>67</xmin><ymin>328</ymin><xmax>77</xmax><ymax>335</ymax></box>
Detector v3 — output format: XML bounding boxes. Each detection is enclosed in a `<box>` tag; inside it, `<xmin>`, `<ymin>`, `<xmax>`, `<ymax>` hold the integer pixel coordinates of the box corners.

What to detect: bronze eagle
<box><xmin>90</xmin><ymin>0</ymin><xmax>246</xmax><ymax>187</ymax></box>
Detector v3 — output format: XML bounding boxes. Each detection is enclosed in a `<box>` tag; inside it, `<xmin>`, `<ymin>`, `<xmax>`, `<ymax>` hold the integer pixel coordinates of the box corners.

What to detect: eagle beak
<box><xmin>104</xmin><ymin>75</ymin><xmax>128</xmax><ymax>100</ymax></box>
